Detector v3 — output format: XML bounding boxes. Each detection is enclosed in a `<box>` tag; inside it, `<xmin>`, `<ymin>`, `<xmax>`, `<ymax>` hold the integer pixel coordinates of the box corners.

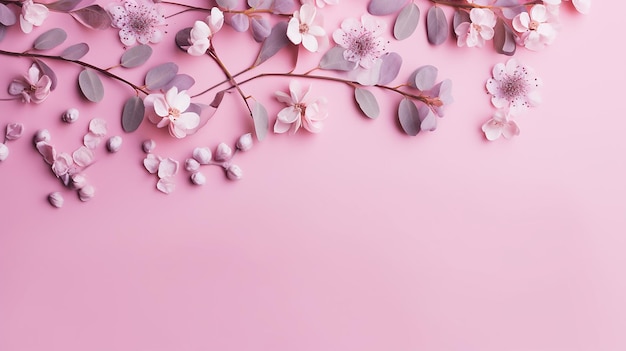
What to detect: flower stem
<box><xmin>0</xmin><ymin>49</ymin><xmax>149</xmax><ymax>95</ymax></box>
<box><xmin>207</xmin><ymin>46</ymin><xmax>252</xmax><ymax>115</ymax></box>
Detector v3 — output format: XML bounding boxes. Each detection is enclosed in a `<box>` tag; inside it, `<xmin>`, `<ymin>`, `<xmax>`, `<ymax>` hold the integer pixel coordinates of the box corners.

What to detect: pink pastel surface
<box><xmin>1</xmin><ymin>1</ymin><xmax>625</xmax><ymax>350</ymax></box>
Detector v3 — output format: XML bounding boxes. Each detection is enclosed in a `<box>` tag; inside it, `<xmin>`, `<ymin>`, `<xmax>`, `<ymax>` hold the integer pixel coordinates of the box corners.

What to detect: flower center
<box><xmin>299</xmin><ymin>22</ymin><xmax>309</xmax><ymax>34</ymax></box>
<box><xmin>529</xmin><ymin>20</ymin><xmax>540</xmax><ymax>31</ymax></box>
<box><xmin>501</xmin><ymin>75</ymin><xmax>528</xmax><ymax>101</ymax></box>
<box><xmin>472</xmin><ymin>23</ymin><xmax>482</xmax><ymax>32</ymax></box>
<box><xmin>350</xmin><ymin>32</ymin><xmax>375</xmax><ymax>57</ymax></box>
<box><xmin>126</xmin><ymin>4</ymin><xmax>159</xmax><ymax>35</ymax></box>
<box><xmin>169</xmin><ymin>108</ymin><xmax>181</xmax><ymax>120</ymax></box>
<box><xmin>294</xmin><ymin>102</ymin><xmax>306</xmax><ymax>116</ymax></box>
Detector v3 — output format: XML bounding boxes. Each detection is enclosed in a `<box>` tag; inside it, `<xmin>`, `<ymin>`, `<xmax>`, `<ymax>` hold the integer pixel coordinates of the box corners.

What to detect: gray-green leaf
<box><xmin>0</xmin><ymin>3</ymin><xmax>16</xmax><ymax>26</ymax></box>
<box><xmin>70</xmin><ymin>5</ymin><xmax>111</xmax><ymax>30</ymax></box>
<box><xmin>35</xmin><ymin>59</ymin><xmax>58</xmax><ymax>91</ymax></box>
<box><xmin>78</xmin><ymin>69</ymin><xmax>104</xmax><ymax>102</ymax></box>
<box><xmin>426</xmin><ymin>6</ymin><xmax>448</xmax><ymax>45</ymax></box>
<box><xmin>33</xmin><ymin>28</ymin><xmax>67</xmax><ymax>50</ymax></box>
<box><xmin>121</xmin><ymin>96</ymin><xmax>145</xmax><ymax>132</ymax></box>
<box><xmin>319</xmin><ymin>46</ymin><xmax>357</xmax><ymax>71</ymax></box>
<box><xmin>254</xmin><ymin>21</ymin><xmax>289</xmax><ymax>67</ymax></box>
<box><xmin>394</xmin><ymin>3</ymin><xmax>420</xmax><ymax>41</ymax></box>
<box><xmin>121</xmin><ymin>44</ymin><xmax>152</xmax><ymax>68</ymax></box>
<box><xmin>145</xmin><ymin>62</ymin><xmax>178</xmax><ymax>90</ymax></box>
<box><xmin>60</xmin><ymin>43</ymin><xmax>89</xmax><ymax>60</ymax></box>
<box><xmin>398</xmin><ymin>98</ymin><xmax>421</xmax><ymax>136</ymax></box>
<box><xmin>252</xmin><ymin>101</ymin><xmax>269</xmax><ymax>141</ymax></box>
<box><xmin>493</xmin><ymin>19</ymin><xmax>516</xmax><ymax>56</ymax></box>
<box><xmin>410</xmin><ymin>65</ymin><xmax>438</xmax><ymax>91</ymax></box>
<box><xmin>354</xmin><ymin>88</ymin><xmax>380</xmax><ymax>119</ymax></box>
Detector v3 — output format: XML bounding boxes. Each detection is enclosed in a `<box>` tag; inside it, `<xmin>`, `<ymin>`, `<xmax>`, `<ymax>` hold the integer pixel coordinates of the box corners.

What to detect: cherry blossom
<box><xmin>455</xmin><ymin>8</ymin><xmax>497</xmax><ymax>48</ymax></box>
<box><xmin>287</xmin><ymin>4</ymin><xmax>326</xmax><ymax>52</ymax></box>
<box><xmin>300</xmin><ymin>0</ymin><xmax>338</xmax><ymax>8</ymax></box>
<box><xmin>543</xmin><ymin>0</ymin><xmax>591</xmax><ymax>14</ymax></box>
<box><xmin>512</xmin><ymin>5</ymin><xmax>557</xmax><ymax>51</ymax></box>
<box><xmin>486</xmin><ymin>58</ymin><xmax>541</xmax><ymax>114</ymax></box>
<box><xmin>482</xmin><ymin>110</ymin><xmax>520</xmax><ymax>141</ymax></box>
<box><xmin>187</xmin><ymin>7</ymin><xmax>224</xmax><ymax>56</ymax></box>
<box><xmin>144</xmin><ymin>87</ymin><xmax>200</xmax><ymax>139</ymax></box>
<box><xmin>274</xmin><ymin>80</ymin><xmax>327</xmax><ymax>134</ymax></box>
<box><xmin>108</xmin><ymin>0</ymin><xmax>166</xmax><ymax>46</ymax></box>
<box><xmin>19</xmin><ymin>0</ymin><xmax>49</xmax><ymax>33</ymax></box>
<box><xmin>332</xmin><ymin>15</ymin><xmax>388</xmax><ymax>69</ymax></box>
<box><xmin>8</xmin><ymin>63</ymin><xmax>51</xmax><ymax>104</ymax></box>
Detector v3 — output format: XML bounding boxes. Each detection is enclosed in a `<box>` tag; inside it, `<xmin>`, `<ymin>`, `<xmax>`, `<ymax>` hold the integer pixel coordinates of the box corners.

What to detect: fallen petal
<box><xmin>88</xmin><ymin>118</ymin><xmax>107</xmax><ymax>136</ymax></box>
<box><xmin>143</xmin><ymin>154</ymin><xmax>161</xmax><ymax>174</ymax></box>
<box><xmin>0</xmin><ymin>143</ymin><xmax>8</xmax><ymax>161</ymax></box>
<box><xmin>48</xmin><ymin>192</ymin><xmax>64</xmax><ymax>208</ymax></box>
<box><xmin>5</xmin><ymin>123</ymin><xmax>24</xmax><ymax>141</ymax></box>
<box><xmin>156</xmin><ymin>177</ymin><xmax>175</xmax><ymax>194</ymax></box>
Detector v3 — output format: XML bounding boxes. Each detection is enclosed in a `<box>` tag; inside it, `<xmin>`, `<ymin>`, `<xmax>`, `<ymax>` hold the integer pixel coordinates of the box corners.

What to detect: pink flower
<box><xmin>144</xmin><ymin>87</ymin><xmax>200</xmax><ymax>138</ymax></box>
<box><xmin>455</xmin><ymin>8</ymin><xmax>496</xmax><ymax>48</ymax></box>
<box><xmin>8</xmin><ymin>63</ymin><xmax>51</xmax><ymax>104</ymax></box>
<box><xmin>486</xmin><ymin>59</ymin><xmax>541</xmax><ymax>114</ymax></box>
<box><xmin>482</xmin><ymin>110</ymin><xmax>520</xmax><ymax>141</ymax></box>
<box><xmin>543</xmin><ymin>0</ymin><xmax>590</xmax><ymax>14</ymax></box>
<box><xmin>274</xmin><ymin>80</ymin><xmax>327</xmax><ymax>134</ymax></box>
<box><xmin>19</xmin><ymin>0</ymin><xmax>49</xmax><ymax>33</ymax></box>
<box><xmin>187</xmin><ymin>7</ymin><xmax>224</xmax><ymax>56</ymax></box>
<box><xmin>108</xmin><ymin>0</ymin><xmax>166</xmax><ymax>46</ymax></box>
<box><xmin>332</xmin><ymin>15</ymin><xmax>387</xmax><ymax>69</ymax></box>
<box><xmin>287</xmin><ymin>4</ymin><xmax>326</xmax><ymax>52</ymax></box>
<box><xmin>512</xmin><ymin>5</ymin><xmax>557</xmax><ymax>51</ymax></box>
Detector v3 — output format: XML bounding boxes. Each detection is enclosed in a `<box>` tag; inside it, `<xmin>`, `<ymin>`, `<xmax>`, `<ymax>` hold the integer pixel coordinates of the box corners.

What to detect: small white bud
<box><xmin>106</xmin><ymin>136</ymin><xmax>123</xmax><ymax>153</ymax></box>
<box><xmin>33</xmin><ymin>129</ymin><xmax>51</xmax><ymax>144</ymax></box>
<box><xmin>185</xmin><ymin>158</ymin><xmax>200</xmax><ymax>172</ymax></box>
<box><xmin>61</xmin><ymin>108</ymin><xmax>79</xmax><ymax>123</ymax></box>
<box><xmin>71</xmin><ymin>173</ymin><xmax>88</xmax><ymax>189</ymax></box>
<box><xmin>192</xmin><ymin>146</ymin><xmax>212</xmax><ymax>164</ymax></box>
<box><xmin>236</xmin><ymin>133</ymin><xmax>253</xmax><ymax>151</ymax></box>
<box><xmin>78</xmin><ymin>184</ymin><xmax>95</xmax><ymax>202</ymax></box>
<box><xmin>142</xmin><ymin>139</ymin><xmax>156</xmax><ymax>153</ymax></box>
<box><xmin>226</xmin><ymin>164</ymin><xmax>243</xmax><ymax>180</ymax></box>
<box><xmin>0</xmin><ymin>143</ymin><xmax>9</xmax><ymax>162</ymax></box>
<box><xmin>191</xmin><ymin>172</ymin><xmax>206</xmax><ymax>185</ymax></box>
<box><xmin>48</xmin><ymin>192</ymin><xmax>64</xmax><ymax>208</ymax></box>
<box><xmin>214</xmin><ymin>143</ymin><xmax>232</xmax><ymax>162</ymax></box>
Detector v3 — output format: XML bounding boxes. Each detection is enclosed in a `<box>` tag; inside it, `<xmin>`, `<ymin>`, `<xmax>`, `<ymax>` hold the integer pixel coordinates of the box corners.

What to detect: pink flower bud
<box><xmin>62</xmin><ymin>108</ymin><xmax>79</xmax><ymax>123</ymax></box>
<box><xmin>191</xmin><ymin>172</ymin><xmax>206</xmax><ymax>185</ymax></box>
<box><xmin>226</xmin><ymin>164</ymin><xmax>243</xmax><ymax>180</ymax></box>
<box><xmin>78</xmin><ymin>184</ymin><xmax>95</xmax><ymax>202</ymax></box>
<box><xmin>236</xmin><ymin>133</ymin><xmax>253</xmax><ymax>151</ymax></box>
<box><xmin>185</xmin><ymin>158</ymin><xmax>200</xmax><ymax>172</ymax></box>
<box><xmin>33</xmin><ymin>129</ymin><xmax>51</xmax><ymax>144</ymax></box>
<box><xmin>192</xmin><ymin>147</ymin><xmax>212</xmax><ymax>164</ymax></box>
<box><xmin>214</xmin><ymin>143</ymin><xmax>232</xmax><ymax>162</ymax></box>
<box><xmin>142</xmin><ymin>139</ymin><xmax>156</xmax><ymax>153</ymax></box>
<box><xmin>0</xmin><ymin>143</ymin><xmax>9</xmax><ymax>162</ymax></box>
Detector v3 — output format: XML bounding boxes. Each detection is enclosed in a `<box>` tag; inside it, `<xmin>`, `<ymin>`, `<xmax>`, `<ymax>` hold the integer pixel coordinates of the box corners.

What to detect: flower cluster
<box><xmin>0</xmin><ymin>0</ymin><xmax>589</xmax><ymax>203</ymax></box>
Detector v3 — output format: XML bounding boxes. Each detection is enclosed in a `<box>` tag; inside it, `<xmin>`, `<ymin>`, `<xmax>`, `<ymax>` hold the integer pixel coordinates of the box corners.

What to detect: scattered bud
<box><xmin>71</xmin><ymin>173</ymin><xmax>88</xmax><ymax>189</ymax></box>
<box><xmin>48</xmin><ymin>192</ymin><xmax>64</xmax><ymax>208</ymax></box>
<box><xmin>142</xmin><ymin>139</ymin><xmax>156</xmax><ymax>153</ymax></box>
<box><xmin>226</xmin><ymin>164</ymin><xmax>243</xmax><ymax>180</ymax></box>
<box><xmin>192</xmin><ymin>146</ymin><xmax>212</xmax><ymax>164</ymax></box>
<box><xmin>191</xmin><ymin>172</ymin><xmax>206</xmax><ymax>185</ymax></box>
<box><xmin>61</xmin><ymin>108</ymin><xmax>79</xmax><ymax>123</ymax></box>
<box><xmin>0</xmin><ymin>143</ymin><xmax>8</xmax><ymax>162</ymax></box>
<box><xmin>5</xmin><ymin>123</ymin><xmax>24</xmax><ymax>141</ymax></box>
<box><xmin>214</xmin><ymin>143</ymin><xmax>232</xmax><ymax>162</ymax></box>
<box><xmin>185</xmin><ymin>158</ymin><xmax>200</xmax><ymax>172</ymax></box>
<box><xmin>33</xmin><ymin>129</ymin><xmax>51</xmax><ymax>144</ymax></box>
<box><xmin>236</xmin><ymin>133</ymin><xmax>253</xmax><ymax>151</ymax></box>
<box><xmin>78</xmin><ymin>184</ymin><xmax>95</xmax><ymax>202</ymax></box>
<box><xmin>106</xmin><ymin>136</ymin><xmax>123</xmax><ymax>153</ymax></box>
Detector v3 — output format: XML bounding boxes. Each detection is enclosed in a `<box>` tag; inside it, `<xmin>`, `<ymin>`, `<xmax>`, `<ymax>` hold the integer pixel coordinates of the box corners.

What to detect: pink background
<box><xmin>1</xmin><ymin>1</ymin><xmax>625</xmax><ymax>350</ymax></box>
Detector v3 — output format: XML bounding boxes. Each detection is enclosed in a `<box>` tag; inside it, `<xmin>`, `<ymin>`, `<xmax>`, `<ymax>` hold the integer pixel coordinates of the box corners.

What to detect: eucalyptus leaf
<box><xmin>254</xmin><ymin>21</ymin><xmax>289</xmax><ymax>67</ymax></box>
<box><xmin>426</xmin><ymin>6</ymin><xmax>448</xmax><ymax>45</ymax></box>
<box><xmin>46</xmin><ymin>0</ymin><xmax>82</xmax><ymax>12</ymax></box>
<box><xmin>452</xmin><ymin>9</ymin><xmax>470</xmax><ymax>38</ymax></box>
<box><xmin>252</xmin><ymin>101</ymin><xmax>269</xmax><ymax>141</ymax></box>
<box><xmin>354</xmin><ymin>88</ymin><xmax>380</xmax><ymax>119</ymax></box>
<box><xmin>210</xmin><ymin>91</ymin><xmax>226</xmax><ymax>108</ymax></box>
<box><xmin>33</xmin><ymin>28</ymin><xmax>67</xmax><ymax>50</ymax></box>
<box><xmin>60</xmin><ymin>43</ymin><xmax>89</xmax><ymax>60</ymax></box>
<box><xmin>418</xmin><ymin>102</ymin><xmax>437</xmax><ymax>132</ymax></box>
<box><xmin>145</xmin><ymin>62</ymin><xmax>178</xmax><ymax>90</ymax></box>
<box><xmin>493</xmin><ymin>19</ymin><xmax>516</xmax><ymax>56</ymax></box>
<box><xmin>0</xmin><ymin>3</ymin><xmax>16</xmax><ymax>26</ymax></box>
<box><xmin>216</xmin><ymin>0</ymin><xmax>237</xmax><ymax>9</ymax></box>
<box><xmin>78</xmin><ymin>69</ymin><xmax>104</xmax><ymax>102</ymax></box>
<box><xmin>121</xmin><ymin>96</ymin><xmax>145</xmax><ymax>132</ymax></box>
<box><xmin>368</xmin><ymin>0</ymin><xmax>408</xmax><ymax>16</ymax></box>
<box><xmin>248</xmin><ymin>0</ymin><xmax>273</xmax><ymax>9</ymax></box>
<box><xmin>394</xmin><ymin>3</ymin><xmax>420</xmax><ymax>41</ymax></box>
<box><xmin>70</xmin><ymin>5</ymin><xmax>111</xmax><ymax>30</ymax></box>
<box><xmin>251</xmin><ymin>17</ymin><xmax>271</xmax><ymax>42</ymax></box>
<box><xmin>0</xmin><ymin>24</ymin><xmax>6</xmax><ymax>42</ymax></box>
<box><xmin>34</xmin><ymin>59</ymin><xmax>58</xmax><ymax>91</ymax></box>
<box><xmin>230</xmin><ymin>13</ymin><xmax>250</xmax><ymax>32</ymax></box>
<box><xmin>272</xmin><ymin>0</ymin><xmax>297</xmax><ymax>14</ymax></box>
<box><xmin>409</xmin><ymin>65</ymin><xmax>438</xmax><ymax>91</ymax></box>
<box><xmin>398</xmin><ymin>98</ymin><xmax>420</xmax><ymax>136</ymax></box>
<box><xmin>497</xmin><ymin>0</ymin><xmax>526</xmax><ymax>19</ymax></box>
<box><xmin>319</xmin><ymin>46</ymin><xmax>357</xmax><ymax>71</ymax></box>
<box><xmin>378</xmin><ymin>52</ymin><xmax>402</xmax><ymax>85</ymax></box>
<box><xmin>121</xmin><ymin>44</ymin><xmax>152</xmax><ymax>68</ymax></box>
<box><xmin>162</xmin><ymin>74</ymin><xmax>195</xmax><ymax>91</ymax></box>
<box><xmin>175</xmin><ymin>27</ymin><xmax>192</xmax><ymax>51</ymax></box>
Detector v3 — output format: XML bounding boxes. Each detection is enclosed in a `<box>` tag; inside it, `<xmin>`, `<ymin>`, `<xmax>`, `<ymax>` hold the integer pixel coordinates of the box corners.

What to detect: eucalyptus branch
<box><xmin>0</xmin><ymin>49</ymin><xmax>149</xmax><ymax>95</ymax></box>
<box><xmin>428</xmin><ymin>0</ymin><xmax>542</xmax><ymax>9</ymax></box>
<box><xmin>207</xmin><ymin>46</ymin><xmax>252</xmax><ymax>115</ymax></box>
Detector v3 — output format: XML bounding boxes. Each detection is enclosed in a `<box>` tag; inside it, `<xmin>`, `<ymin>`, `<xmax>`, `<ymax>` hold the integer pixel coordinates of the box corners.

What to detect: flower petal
<box><xmin>158</xmin><ymin>157</ymin><xmax>179</xmax><ymax>178</ymax></box>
